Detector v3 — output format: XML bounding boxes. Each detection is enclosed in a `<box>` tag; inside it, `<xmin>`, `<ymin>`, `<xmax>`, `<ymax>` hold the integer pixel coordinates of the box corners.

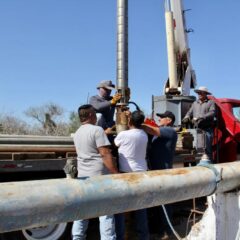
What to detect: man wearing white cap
<box><xmin>182</xmin><ymin>86</ymin><xmax>216</xmax><ymax>160</ymax></box>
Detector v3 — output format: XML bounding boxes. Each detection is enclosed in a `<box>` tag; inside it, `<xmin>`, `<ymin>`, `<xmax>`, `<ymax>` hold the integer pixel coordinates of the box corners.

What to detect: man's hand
<box><xmin>110</xmin><ymin>93</ymin><xmax>122</xmax><ymax>105</ymax></box>
<box><xmin>105</xmin><ymin>125</ymin><xmax>116</xmax><ymax>135</ymax></box>
<box><xmin>192</xmin><ymin>117</ymin><xmax>204</xmax><ymax>127</ymax></box>
<box><xmin>125</xmin><ymin>110</ymin><xmax>131</xmax><ymax>117</ymax></box>
<box><xmin>105</xmin><ymin>127</ymin><xmax>113</xmax><ymax>135</ymax></box>
<box><xmin>192</xmin><ymin>117</ymin><xmax>198</xmax><ymax>125</ymax></box>
<box><xmin>125</xmin><ymin>87</ymin><xmax>131</xmax><ymax>100</ymax></box>
<box><xmin>182</xmin><ymin>117</ymin><xmax>190</xmax><ymax>124</ymax></box>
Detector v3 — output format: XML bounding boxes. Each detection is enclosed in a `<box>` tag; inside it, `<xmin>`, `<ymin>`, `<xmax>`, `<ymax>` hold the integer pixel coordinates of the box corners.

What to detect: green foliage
<box><xmin>68</xmin><ymin>111</ymin><xmax>81</xmax><ymax>134</ymax></box>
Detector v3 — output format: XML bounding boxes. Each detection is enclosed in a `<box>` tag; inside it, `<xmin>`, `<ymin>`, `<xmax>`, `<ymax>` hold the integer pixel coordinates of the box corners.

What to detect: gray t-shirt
<box><xmin>73</xmin><ymin>124</ymin><xmax>111</xmax><ymax>177</ymax></box>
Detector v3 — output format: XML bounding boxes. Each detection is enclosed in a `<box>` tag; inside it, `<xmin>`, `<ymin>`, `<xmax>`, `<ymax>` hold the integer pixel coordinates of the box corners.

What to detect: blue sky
<box><xmin>0</xmin><ymin>0</ymin><xmax>240</xmax><ymax>120</ymax></box>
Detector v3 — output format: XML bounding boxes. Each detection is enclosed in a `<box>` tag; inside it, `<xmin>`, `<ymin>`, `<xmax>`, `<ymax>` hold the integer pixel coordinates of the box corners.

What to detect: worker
<box><xmin>142</xmin><ymin>110</ymin><xmax>177</xmax><ymax>240</ymax></box>
<box><xmin>89</xmin><ymin>80</ymin><xmax>122</xmax><ymax>133</ymax></box>
<box><xmin>114</xmin><ymin>110</ymin><xmax>149</xmax><ymax>240</ymax></box>
<box><xmin>182</xmin><ymin>86</ymin><xmax>216</xmax><ymax>160</ymax></box>
<box><xmin>71</xmin><ymin>104</ymin><xmax>118</xmax><ymax>240</ymax></box>
<box><xmin>142</xmin><ymin>111</ymin><xmax>177</xmax><ymax>169</ymax></box>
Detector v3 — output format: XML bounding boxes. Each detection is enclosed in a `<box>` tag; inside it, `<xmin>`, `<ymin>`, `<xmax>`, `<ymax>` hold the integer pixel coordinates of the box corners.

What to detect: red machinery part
<box><xmin>209</xmin><ymin>96</ymin><xmax>240</xmax><ymax>162</ymax></box>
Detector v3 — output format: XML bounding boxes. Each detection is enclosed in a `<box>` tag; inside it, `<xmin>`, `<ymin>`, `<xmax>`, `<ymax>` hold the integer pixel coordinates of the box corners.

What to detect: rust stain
<box><xmin>147</xmin><ymin>169</ymin><xmax>189</xmax><ymax>176</ymax></box>
<box><xmin>112</xmin><ymin>168</ymin><xmax>189</xmax><ymax>183</ymax></box>
<box><xmin>112</xmin><ymin>173</ymin><xmax>142</xmax><ymax>183</ymax></box>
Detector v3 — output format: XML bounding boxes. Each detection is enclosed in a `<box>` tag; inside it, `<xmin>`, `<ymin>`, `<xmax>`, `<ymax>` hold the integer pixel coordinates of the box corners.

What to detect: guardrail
<box><xmin>0</xmin><ymin>161</ymin><xmax>240</xmax><ymax>233</ymax></box>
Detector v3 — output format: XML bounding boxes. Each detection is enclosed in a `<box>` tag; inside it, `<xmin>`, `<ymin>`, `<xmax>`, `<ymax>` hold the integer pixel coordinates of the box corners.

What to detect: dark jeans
<box><xmin>115</xmin><ymin>209</ymin><xmax>149</xmax><ymax>240</ymax></box>
<box><xmin>204</xmin><ymin>129</ymin><xmax>213</xmax><ymax>160</ymax></box>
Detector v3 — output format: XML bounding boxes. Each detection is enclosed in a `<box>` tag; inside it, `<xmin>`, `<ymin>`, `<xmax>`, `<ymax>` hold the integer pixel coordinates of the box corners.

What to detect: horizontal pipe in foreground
<box><xmin>0</xmin><ymin>162</ymin><xmax>240</xmax><ymax>233</ymax></box>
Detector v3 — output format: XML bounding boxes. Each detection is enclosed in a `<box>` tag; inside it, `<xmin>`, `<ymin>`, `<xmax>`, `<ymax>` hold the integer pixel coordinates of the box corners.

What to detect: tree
<box><xmin>68</xmin><ymin>111</ymin><xmax>81</xmax><ymax>134</ymax></box>
<box><xmin>0</xmin><ymin>114</ymin><xmax>30</xmax><ymax>135</ymax></box>
<box><xmin>25</xmin><ymin>103</ymin><xmax>65</xmax><ymax>135</ymax></box>
<box><xmin>0</xmin><ymin>104</ymin><xmax>81</xmax><ymax>136</ymax></box>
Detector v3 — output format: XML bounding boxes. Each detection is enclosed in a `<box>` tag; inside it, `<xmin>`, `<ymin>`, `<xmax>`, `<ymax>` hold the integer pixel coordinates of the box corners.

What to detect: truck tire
<box><xmin>0</xmin><ymin>223</ymin><xmax>72</xmax><ymax>240</ymax></box>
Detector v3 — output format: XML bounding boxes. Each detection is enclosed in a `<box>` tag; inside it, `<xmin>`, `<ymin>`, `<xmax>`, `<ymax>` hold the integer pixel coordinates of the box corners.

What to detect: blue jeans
<box><xmin>115</xmin><ymin>209</ymin><xmax>149</xmax><ymax>240</ymax></box>
<box><xmin>205</xmin><ymin>129</ymin><xmax>213</xmax><ymax>160</ymax></box>
<box><xmin>72</xmin><ymin>215</ymin><xmax>116</xmax><ymax>240</ymax></box>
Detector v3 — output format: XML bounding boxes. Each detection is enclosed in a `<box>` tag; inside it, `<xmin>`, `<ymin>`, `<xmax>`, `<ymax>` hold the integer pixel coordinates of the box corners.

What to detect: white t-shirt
<box><xmin>114</xmin><ymin>128</ymin><xmax>148</xmax><ymax>172</ymax></box>
<box><xmin>74</xmin><ymin>124</ymin><xmax>111</xmax><ymax>177</ymax></box>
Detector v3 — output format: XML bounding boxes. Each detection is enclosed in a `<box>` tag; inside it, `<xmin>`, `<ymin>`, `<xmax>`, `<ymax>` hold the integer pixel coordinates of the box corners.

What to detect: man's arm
<box><xmin>184</xmin><ymin>103</ymin><xmax>194</xmax><ymax>120</ymax></box>
<box><xmin>98</xmin><ymin>146</ymin><xmax>118</xmax><ymax>174</ymax></box>
<box><xmin>142</xmin><ymin>124</ymin><xmax>160</xmax><ymax>136</ymax></box>
<box><xmin>89</xmin><ymin>96</ymin><xmax>111</xmax><ymax>111</ymax></box>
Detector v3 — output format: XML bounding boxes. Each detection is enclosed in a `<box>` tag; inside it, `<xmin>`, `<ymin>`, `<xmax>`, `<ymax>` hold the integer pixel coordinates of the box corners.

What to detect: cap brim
<box><xmin>194</xmin><ymin>89</ymin><xmax>211</xmax><ymax>95</ymax></box>
<box><xmin>105</xmin><ymin>86</ymin><xmax>115</xmax><ymax>90</ymax></box>
<box><xmin>97</xmin><ymin>86</ymin><xmax>115</xmax><ymax>90</ymax></box>
<box><xmin>156</xmin><ymin>113</ymin><xmax>166</xmax><ymax>118</ymax></box>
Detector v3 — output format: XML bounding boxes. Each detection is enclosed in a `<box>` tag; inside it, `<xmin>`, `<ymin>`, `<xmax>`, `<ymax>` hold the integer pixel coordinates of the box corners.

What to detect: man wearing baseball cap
<box><xmin>182</xmin><ymin>86</ymin><xmax>216</xmax><ymax>160</ymax></box>
<box><xmin>89</xmin><ymin>80</ymin><xmax>122</xmax><ymax>134</ymax></box>
<box><xmin>143</xmin><ymin>110</ymin><xmax>177</xmax><ymax>170</ymax></box>
<box><xmin>142</xmin><ymin>110</ymin><xmax>177</xmax><ymax>239</ymax></box>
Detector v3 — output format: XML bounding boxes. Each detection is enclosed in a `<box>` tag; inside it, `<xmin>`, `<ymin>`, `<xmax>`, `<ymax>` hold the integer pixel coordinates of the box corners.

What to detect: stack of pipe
<box><xmin>0</xmin><ymin>134</ymin><xmax>75</xmax><ymax>152</ymax></box>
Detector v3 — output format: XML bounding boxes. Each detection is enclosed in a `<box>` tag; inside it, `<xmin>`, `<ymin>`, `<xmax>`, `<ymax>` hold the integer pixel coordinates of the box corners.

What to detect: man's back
<box><xmin>114</xmin><ymin>128</ymin><xmax>148</xmax><ymax>172</ymax></box>
<box><xmin>149</xmin><ymin>126</ymin><xmax>177</xmax><ymax>170</ymax></box>
<box><xmin>74</xmin><ymin>123</ymin><xmax>110</xmax><ymax>177</ymax></box>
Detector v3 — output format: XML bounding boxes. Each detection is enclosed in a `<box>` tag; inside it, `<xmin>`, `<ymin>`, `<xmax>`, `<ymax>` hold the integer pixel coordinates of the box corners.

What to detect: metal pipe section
<box><xmin>0</xmin><ymin>134</ymin><xmax>75</xmax><ymax>152</ymax></box>
<box><xmin>0</xmin><ymin>134</ymin><xmax>74</xmax><ymax>145</ymax></box>
<box><xmin>165</xmin><ymin>1</ymin><xmax>178</xmax><ymax>91</ymax></box>
<box><xmin>117</xmin><ymin>0</ymin><xmax>128</xmax><ymax>101</ymax></box>
<box><xmin>0</xmin><ymin>145</ymin><xmax>75</xmax><ymax>152</ymax></box>
<box><xmin>116</xmin><ymin>0</ymin><xmax>129</xmax><ymax>133</ymax></box>
<box><xmin>0</xmin><ymin>134</ymin><xmax>73</xmax><ymax>139</ymax></box>
<box><xmin>1</xmin><ymin>162</ymin><xmax>240</xmax><ymax>233</ymax></box>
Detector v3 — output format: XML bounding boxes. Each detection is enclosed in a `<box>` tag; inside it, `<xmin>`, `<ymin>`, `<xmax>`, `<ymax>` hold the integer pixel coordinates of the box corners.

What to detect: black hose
<box><xmin>128</xmin><ymin>101</ymin><xmax>141</xmax><ymax>111</ymax></box>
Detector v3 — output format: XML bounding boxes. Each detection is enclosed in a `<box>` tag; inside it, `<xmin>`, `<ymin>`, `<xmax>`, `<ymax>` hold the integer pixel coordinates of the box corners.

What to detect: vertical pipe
<box><xmin>116</xmin><ymin>0</ymin><xmax>129</xmax><ymax>133</ymax></box>
<box><xmin>117</xmin><ymin>0</ymin><xmax>128</xmax><ymax>103</ymax></box>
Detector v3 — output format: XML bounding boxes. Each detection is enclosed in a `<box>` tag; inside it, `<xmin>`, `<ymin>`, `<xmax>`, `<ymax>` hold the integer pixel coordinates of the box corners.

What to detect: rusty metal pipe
<box><xmin>0</xmin><ymin>162</ymin><xmax>240</xmax><ymax>233</ymax></box>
